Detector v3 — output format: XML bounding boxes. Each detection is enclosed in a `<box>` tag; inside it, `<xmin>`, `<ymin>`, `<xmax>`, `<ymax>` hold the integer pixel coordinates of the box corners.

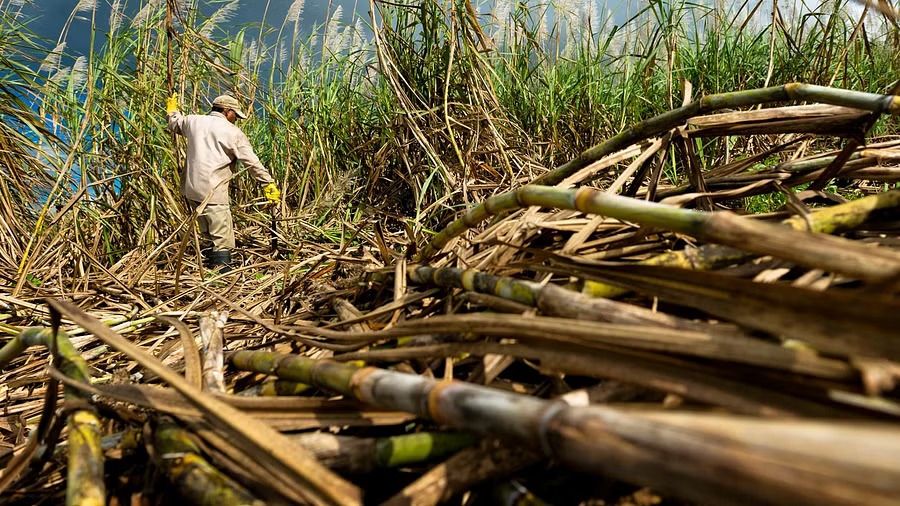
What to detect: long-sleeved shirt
<box><xmin>167</xmin><ymin>110</ymin><xmax>274</xmax><ymax>205</ymax></box>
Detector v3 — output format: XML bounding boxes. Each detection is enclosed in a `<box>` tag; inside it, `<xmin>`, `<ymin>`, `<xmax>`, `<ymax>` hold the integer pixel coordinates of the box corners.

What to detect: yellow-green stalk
<box><xmin>418</xmin><ymin>186</ymin><xmax>900</xmax><ymax>284</ymax></box>
<box><xmin>0</xmin><ymin>328</ymin><xmax>104</xmax><ymax>506</ymax></box>
<box><xmin>583</xmin><ymin>189</ymin><xmax>900</xmax><ymax>297</ymax></box>
<box><xmin>151</xmin><ymin>419</ymin><xmax>263</xmax><ymax>506</ymax></box>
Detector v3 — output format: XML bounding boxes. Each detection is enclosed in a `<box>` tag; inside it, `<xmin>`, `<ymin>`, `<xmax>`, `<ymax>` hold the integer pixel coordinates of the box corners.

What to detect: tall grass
<box><xmin>0</xmin><ymin>0</ymin><xmax>897</xmax><ymax>288</ymax></box>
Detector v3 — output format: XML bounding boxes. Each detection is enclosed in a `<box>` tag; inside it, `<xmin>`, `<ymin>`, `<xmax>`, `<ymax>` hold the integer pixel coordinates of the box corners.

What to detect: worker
<box><xmin>165</xmin><ymin>93</ymin><xmax>280</xmax><ymax>272</ymax></box>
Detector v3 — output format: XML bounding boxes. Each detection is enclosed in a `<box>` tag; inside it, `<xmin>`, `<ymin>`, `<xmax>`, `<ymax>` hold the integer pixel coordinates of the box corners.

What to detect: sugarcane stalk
<box><xmin>382</xmin><ymin>441</ymin><xmax>540</xmax><ymax>506</ymax></box>
<box><xmin>290</xmin><ymin>431</ymin><xmax>476</xmax><ymax>474</ymax></box>
<box><xmin>0</xmin><ymin>328</ymin><xmax>104</xmax><ymax>506</ymax></box>
<box><xmin>418</xmin><ymin>185</ymin><xmax>900</xmax><ymax>284</ymax></box>
<box><xmin>151</xmin><ymin>418</ymin><xmax>263</xmax><ymax>506</ymax></box>
<box><xmin>227</xmin><ymin>350</ymin><xmax>900</xmax><ymax>505</ymax></box>
<box><xmin>584</xmin><ymin>189</ymin><xmax>900</xmax><ymax>297</ymax></box>
<box><xmin>408</xmin><ymin>265</ymin><xmax>741</xmax><ymax>334</ymax></box>
<box><xmin>237</xmin><ymin>379</ymin><xmax>311</xmax><ymax>397</ymax></box>
<box><xmin>532</xmin><ymin>83</ymin><xmax>900</xmax><ymax>187</ymax></box>
<box><xmin>287</xmin><ymin>312</ymin><xmax>852</xmax><ymax>378</ymax></box>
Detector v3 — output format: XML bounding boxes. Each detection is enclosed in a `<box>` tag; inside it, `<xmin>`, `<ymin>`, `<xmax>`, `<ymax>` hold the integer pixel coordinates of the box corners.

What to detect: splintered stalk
<box><xmin>583</xmin><ymin>189</ymin><xmax>900</xmax><ymax>297</ymax></box>
<box><xmin>227</xmin><ymin>351</ymin><xmax>900</xmax><ymax>505</ymax></box>
<box><xmin>0</xmin><ymin>328</ymin><xmax>104</xmax><ymax>506</ymax></box>
<box><xmin>418</xmin><ymin>186</ymin><xmax>900</xmax><ymax>284</ymax></box>
<box><xmin>532</xmin><ymin>83</ymin><xmax>900</xmax><ymax>186</ymax></box>
<box><xmin>290</xmin><ymin>431</ymin><xmax>476</xmax><ymax>474</ymax></box>
<box><xmin>151</xmin><ymin>419</ymin><xmax>263</xmax><ymax>506</ymax></box>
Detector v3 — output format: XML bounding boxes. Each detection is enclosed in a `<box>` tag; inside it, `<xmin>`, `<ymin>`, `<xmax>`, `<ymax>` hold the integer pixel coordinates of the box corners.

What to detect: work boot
<box><xmin>207</xmin><ymin>250</ymin><xmax>233</xmax><ymax>274</ymax></box>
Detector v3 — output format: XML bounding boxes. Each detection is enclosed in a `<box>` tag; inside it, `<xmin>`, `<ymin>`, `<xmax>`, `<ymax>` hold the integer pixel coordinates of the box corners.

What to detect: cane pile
<box><xmin>2</xmin><ymin>84</ymin><xmax>900</xmax><ymax>505</ymax></box>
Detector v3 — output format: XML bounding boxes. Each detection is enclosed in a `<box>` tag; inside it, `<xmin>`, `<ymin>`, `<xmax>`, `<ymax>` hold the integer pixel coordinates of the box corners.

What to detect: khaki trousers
<box><xmin>189</xmin><ymin>200</ymin><xmax>235</xmax><ymax>251</ymax></box>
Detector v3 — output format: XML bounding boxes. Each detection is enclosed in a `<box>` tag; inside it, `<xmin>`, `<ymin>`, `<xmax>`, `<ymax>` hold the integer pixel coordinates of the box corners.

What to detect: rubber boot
<box><xmin>201</xmin><ymin>248</ymin><xmax>212</xmax><ymax>266</ymax></box>
<box><xmin>207</xmin><ymin>250</ymin><xmax>233</xmax><ymax>274</ymax></box>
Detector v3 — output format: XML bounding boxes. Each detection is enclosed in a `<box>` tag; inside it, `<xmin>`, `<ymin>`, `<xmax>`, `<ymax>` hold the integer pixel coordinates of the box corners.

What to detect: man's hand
<box><xmin>165</xmin><ymin>93</ymin><xmax>178</xmax><ymax>114</ymax></box>
<box><xmin>263</xmin><ymin>183</ymin><xmax>280</xmax><ymax>204</ymax></box>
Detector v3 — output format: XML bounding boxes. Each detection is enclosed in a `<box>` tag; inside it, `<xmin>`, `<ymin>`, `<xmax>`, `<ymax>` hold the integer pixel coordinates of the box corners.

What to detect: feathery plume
<box><xmin>49</xmin><ymin>66</ymin><xmax>72</xmax><ymax>87</ymax></box>
<box><xmin>324</xmin><ymin>6</ymin><xmax>345</xmax><ymax>55</ymax></box>
<box><xmin>491</xmin><ymin>0</ymin><xmax>511</xmax><ymax>45</ymax></box>
<box><xmin>72</xmin><ymin>56</ymin><xmax>89</xmax><ymax>88</ymax></box>
<box><xmin>75</xmin><ymin>0</ymin><xmax>96</xmax><ymax>14</ymax></box>
<box><xmin>583</xmin><ymin>0</ymin><xmax>600</xmax><ymax>38</ymax></box>
<box><xmin>290</xmin><ymin>0</ymin><xmax>306</xmax><ymax>45</ymax></box>
<box><xmin>287</xmin><ymin>0</ymin><xmax>305</xmax><ymax>24</ymax></box>
<box><xmin>244</xmin><ymin>39</ymin><xmax>260</xmax><ymax>68</ymax></box>
<box><xmin>537</xmin><ymin>3</ymin><xmax>549</xmax><ymax>47</ymax></box>
<box><xmin>350</xmin><ymin>18</ymin><xmax>366</xmax><ymax>55</ymax></box>
<box><xmin>134</xmin><ymin>0</ymin><xmax>164</xmax><ymax>27</ymax></box>
<box><xmin>109</xmin><ymin>0</ymin><xmax>123</xmax><ymax>34</ymax></box>
<box><xmin>39</xmin><ymin>43</ymin><xmax>66</xmax><ymax>74</ymax></box>
<box><xmin>200</xmin><ymin>0</ymin><xmax>240</xmax><ymax>37</ymax></box>
<box><xmin>276</xmin><ymin>41</ymin><xmax>287</xmax><ymax>68</ymax></box>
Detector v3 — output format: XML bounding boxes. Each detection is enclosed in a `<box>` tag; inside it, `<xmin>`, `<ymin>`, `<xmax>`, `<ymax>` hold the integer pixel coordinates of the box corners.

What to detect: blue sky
<box><xmin>19</xmin><ymin>0</ymin><xmax>371</xmax><ymax>57</ymax></box>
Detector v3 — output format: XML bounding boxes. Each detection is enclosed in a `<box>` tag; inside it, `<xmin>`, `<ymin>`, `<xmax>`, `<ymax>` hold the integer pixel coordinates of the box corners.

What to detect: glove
<box><xmin>165</xmin><ymin>93</ymin><xmax>178</xmax><ymax>114</ymax></box>
<box><xmin>263</xmin><ymin>183</ymin><xmax>280</xmax><ymax>204</ymax></box>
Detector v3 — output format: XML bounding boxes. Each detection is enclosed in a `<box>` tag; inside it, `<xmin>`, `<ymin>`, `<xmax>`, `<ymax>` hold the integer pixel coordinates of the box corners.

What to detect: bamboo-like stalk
<box><xmin>228</xmin><ymin>351</ymin><xmax>900</xmax><ymax>505</ymax></box>
<box><xmin>408</xmin><ymin>265</ymin><xmax>741</xmax><ymax>333</ymax></box>
<box><xmin>0</xmin><ymin>328</ymin><xmax>104</xmax><ymax>506</ymax></box>
<box><xmin>532</xmin><ymin>84</ymin><xmax>900</xmax><ymax>187</ymax></box>
<box><xmin>417</xmin><ymin>186</ymin><xmax>900</xmax><ymax>284</ymax></box>
<box><xmin>290</xmin><ymin>312</ymin><xmax>852</xmax><ymax>378</ymax></box>
<box><xmin>290</xmin><ymin>431</ymin><xmax>476</xmax><ymax>474</ymax></box>
<box><xmin>583</xmin><ymin>190</ymin><xmax>900</xmax><ymax>297</ymax></box>
<box><xmin>238</xmin><ymin>379</ymin><xmax>311</xmax><ymax>397</ymax></box>
<box><xmin>151</xmin><ymin>418</ymin><xmax>263</xmax><ymax>506</ymax></box>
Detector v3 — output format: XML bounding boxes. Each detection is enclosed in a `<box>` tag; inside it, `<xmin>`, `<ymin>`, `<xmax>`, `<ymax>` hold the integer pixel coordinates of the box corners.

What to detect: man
<box><xmin>165</xmin><ymin>93</ymin><xmax>280</xmax><ymax>272</ymax></box>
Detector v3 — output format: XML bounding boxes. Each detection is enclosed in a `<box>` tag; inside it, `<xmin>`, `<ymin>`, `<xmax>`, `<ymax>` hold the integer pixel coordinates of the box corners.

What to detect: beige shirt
<box><xmin>167</xmin><ymin>110</ymin><xmax>274</xmax><ymax>205</ymax></box>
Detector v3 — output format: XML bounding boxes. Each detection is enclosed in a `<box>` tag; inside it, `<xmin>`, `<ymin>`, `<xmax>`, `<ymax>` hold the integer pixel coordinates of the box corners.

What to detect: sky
<box><xmin>17</xmin><ymin>0</ymin><xmax>373</xmax><ymax>57</ymax></box>
<box><xmin>12</xmin><ymin>0</ymin><xmax>882</xmax><ymax>70</ymax></box>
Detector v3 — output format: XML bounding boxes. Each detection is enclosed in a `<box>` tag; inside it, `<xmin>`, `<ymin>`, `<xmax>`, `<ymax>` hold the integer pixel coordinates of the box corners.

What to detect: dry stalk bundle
<box><xmin>533</xmin><ymin>83</ymin><xmax>900</xmax><ymax>186</ymax></box>
<box><xmin>419</xmin><ymin>185</ymin><xmax>900</xmax><ymax>285</ymax></box>
<box><xmin>150</xmin><ymin>418</ymin><xmax>263</xmax><ymax>506</ymax></box>
<box><xmin>0</xmin><ymin>328</ymin><xmax>104</xmax><ymax>506</ymax></box>
<box><xmin>582</xmin><ymin>189</ymin><xmax>900</xmax><ymax>296</ymax></box>
<box><xmin>228</xmin><ymin>350</ymin><xmax>900</xmax><ymax>505</ymax></box>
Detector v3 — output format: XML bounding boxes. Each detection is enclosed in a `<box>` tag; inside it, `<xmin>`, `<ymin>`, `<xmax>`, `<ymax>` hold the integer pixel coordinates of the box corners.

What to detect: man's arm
<box><xmin>233</xmin><ymin>132</ymin><xmax>275</xmax><ymax>185</ymax></box>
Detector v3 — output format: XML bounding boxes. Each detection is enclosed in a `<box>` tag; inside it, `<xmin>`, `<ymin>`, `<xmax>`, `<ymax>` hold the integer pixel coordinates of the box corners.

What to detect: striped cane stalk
<box><xmin>227</xmin><ymin>351</ymin><xmax>900</xmax><ymax>505</ymax></box>
<box><xmin>532</xmin><ymin>83</ymin><xmax>900</xmax><ymax>187</ymax></box>
<box><xmin>290</xmin><ymin>431</ymin><xmax>476</xmax><ymax>474</ymax></box>
<box><xmin>151</xmin><ymin>418</ymin><xmax>263</xmax><ymax>506</ymax></box>
<box><xmin>417</xmin><ymin>186</ymin><xmax>900</xmax><ymax>284</ymax></box>
<box><xmin>0</xmin><ymin>328</ymin><xmax>104</xmax><ymax>506</ymax></box>
<box><xmin>584</xmin><ymin>189</ymin><xmax>900</xmax><ymax>297</ymax></box>
<box><xmin>238</xmin><ymin>379</ymin><xmax>312</xmax><ymax>397</ymax></box>
<box><xmin>407</xmin><ymin>264</ymin><xmax>741</xmax><ymax>333</ymax></box>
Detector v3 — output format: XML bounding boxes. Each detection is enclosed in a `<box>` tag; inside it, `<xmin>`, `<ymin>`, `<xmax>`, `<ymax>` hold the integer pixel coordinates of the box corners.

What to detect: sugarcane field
<box><xmin>2</xmin><ymin>0</ymin><xmax>900</xmax><ymax>504</ymax></box>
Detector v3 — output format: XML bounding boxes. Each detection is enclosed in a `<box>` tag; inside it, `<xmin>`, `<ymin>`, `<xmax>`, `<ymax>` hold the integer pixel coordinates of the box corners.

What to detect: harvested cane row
<box><xmin>3</xmin><ymin>84</ymin><xmax>900</xmax><ymax>505</ymax></box>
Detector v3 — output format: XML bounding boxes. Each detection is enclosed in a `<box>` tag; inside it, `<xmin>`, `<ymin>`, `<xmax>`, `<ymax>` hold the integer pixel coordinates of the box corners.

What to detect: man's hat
<box><xmin>212</xmin><ymin>95</ymin><xmax>248</xmax><ymax>119</ymax></box>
